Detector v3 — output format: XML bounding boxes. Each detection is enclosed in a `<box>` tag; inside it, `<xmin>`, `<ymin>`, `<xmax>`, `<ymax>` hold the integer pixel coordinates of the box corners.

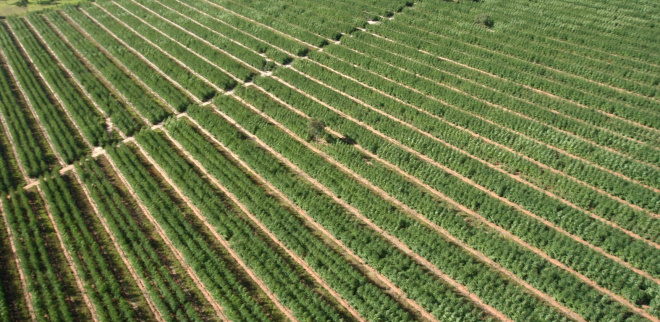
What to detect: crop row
<box><xmin>317</xmin><ymin>35</ymin><xmax>660</xmax><ymax>196</ymax></box>
<box><xmin>370</xmin><ymin>17</ymin><xmax>660</xmax><ymax>130</ymax></box>
<box><xmin>25</xmin><ymin>15</ymin><xmax>142</xmax><ymax>137</ymax></box>
<box><xmin>2</xmin><ymin>189</ymin><xmax>85</xmax><ymax>321</ymax></box>
<box><xmin>134</xmin><ymin>128</ymin><xmax>352</xmax><ymax>321</ymax></box>
<box><xmin>82</xmin><ymin>4</ymin><xmax>236</xmax><ymax>92</ymax></box>
<box><xmin>299</xmin><ymin>49</ymin><xmax>660</xmax><ymax>241</ymax></box>
<box><xmin>269</xmin><ymin>64</ymin><xmax>660</xmax><ymax>288</ymax></box>
<box><xmin>165</xmin><ymin>118</ymin><xmax>414</xmax><ymax>321</ymax></box>
<box><xmin>248</xmin><ymin>74</ymin><xmax>660</xmax><ymax>320</ymax></box>
<box><xmin>411</xmin><ymin>2</ymin><xmax>660</xmax><ymax>96</ymax></box>
<box><xmin>107</xmin><ymin>143</ymin><xmax>281</xmax><ymax>322</ymax></box>
<box><xmin>77</xmin><ymin>158</ymin><xmax>210</xmax><ymax>322</ymax></box>
<box><xmin>0</xmin><ymin>115</ymin><xmax>23</xmax><ymax>191</ymax></box>
<box><xmin>44</xmin><ymin>11</ymin><xmax>170</xmax><ymax>125</ymax></box>
<box><xmin>58</xmin><ymin>9</ymin><xmax>191</xmax><ymax>113</ymax></box>
<box><xmin>204</xmin><ymin>94</ymin><xmax>580</xmax><ymax>321</ymax></box>
<box><xmin>345</xmin><ymin>30</ymin><xmax>660</xmax><ymax>150</ymax></box>
<box><xmin>64</xmin><ymin>8</ymin><xmax>213</xmax><ymax>102</ymax></box>
<box><xmin>339</xmin><ymin>28</ymin><xmax>660</xmax><ymax>173</ymax></box>
<box><xmin>156</xmin><ymin>0</ymin><xmax>302</xmax><ymax>60</ymax></box>
<box><xmin>106</xmin><ymin>0</ymin><xmax>255</xmax><ymax>82</ymax></box>
<box><xmin>0</xmin><ymin>23</ymin><xmax>85</xmax><ymax>164</ymax></box>
<box><xmin>40</xmin><ymin>174</ymin><xmax>143</xmax><ymax>322</ymax></box>
<box><xmin>7</xmin><ymin>18</ymin><xmax>109</xmax><ymax>147</ymax></box>
<box><xmin>0</xmin><ymin>52</ymin><xmax>49</xmax><ymax>178</ymax></box>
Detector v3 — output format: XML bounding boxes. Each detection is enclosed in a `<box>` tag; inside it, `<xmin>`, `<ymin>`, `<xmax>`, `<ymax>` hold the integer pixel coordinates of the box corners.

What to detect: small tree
<box><xmin>17</xmin><ymin>0</ymin><xmax>29</xmax><ymax>12</ymax></box>
<box><xmin>474</xmin><ymin>14</ymin><xmax>494</xmax><ymax>28</ymax></box>
<box><xmin>307</xmin><ymin>118</ymin><xmax>326</xmax><ymax>143</ymax></box>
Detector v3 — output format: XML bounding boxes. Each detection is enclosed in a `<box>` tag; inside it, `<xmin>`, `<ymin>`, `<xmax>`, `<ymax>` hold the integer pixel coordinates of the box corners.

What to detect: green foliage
<box><xmin>474</xmin><ymin>14</ymin><xmax>494</xmax><ymax>28</ymax></box>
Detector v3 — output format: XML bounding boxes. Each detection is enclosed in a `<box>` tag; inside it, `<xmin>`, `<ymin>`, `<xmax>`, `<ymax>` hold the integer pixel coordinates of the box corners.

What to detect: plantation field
<box><xmin>1</xmin><ymin>0</ymin><xmax>659</xmax><ymax>321</ymax></box>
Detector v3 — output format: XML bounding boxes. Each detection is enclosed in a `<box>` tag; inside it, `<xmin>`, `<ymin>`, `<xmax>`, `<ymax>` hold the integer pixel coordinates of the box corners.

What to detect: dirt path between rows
<box><xmin>104</xmin><ymin>154</ymin><xmax>230</xmax><ymax>322</ymax></box>
<box><xmin>0</xmin><ymin>200</ymin><xmax>37</xmax><ymax>321</ymax></box>
<box><xmin>270</xmin><ymin>74</ymin><xmax>660</xmax><ymax>321</ymax></box>
<box><xmin>36</xmin><ymin>185</ymin><xmax>100</xmax><ymax>322</ymax></box>
<box><xmin>72</xmin><ymin>169</ymin><xmax>166</xmax><ymax>322</ymax></box>
<box><xmin>130</xmin><ymin>140</ymin><xmax>297</xmax><ymax>322</ymax></box>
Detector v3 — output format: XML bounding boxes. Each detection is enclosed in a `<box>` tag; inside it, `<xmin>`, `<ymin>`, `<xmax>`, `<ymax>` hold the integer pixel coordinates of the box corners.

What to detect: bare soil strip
<box><xmin>71</xmin><ymin>168</ymin><xmax>166</xmax><ymax>322</ymax></box>
<box><xmin>269</xmin><ymin>75</ymin><xmax>660</xmax><ymax>321</ymax></box>
<box><xmin>104</xmin><ymin>154</ymin><xmax>231</xmax><ymax>322</ymax></box>
<box><xmin>0</xmin><ymin>200</ymin><xmax>37</xmax><ymax>321</ymax></box>
<box><xmin>130</xmin><ymin>140</ymin><xmax>298</xmax><ymax>322</ymax></box>
<box><xmin>36</xmin><ymin>185</ymin><xmax>100</xmax><ymax>322</ymax></box>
